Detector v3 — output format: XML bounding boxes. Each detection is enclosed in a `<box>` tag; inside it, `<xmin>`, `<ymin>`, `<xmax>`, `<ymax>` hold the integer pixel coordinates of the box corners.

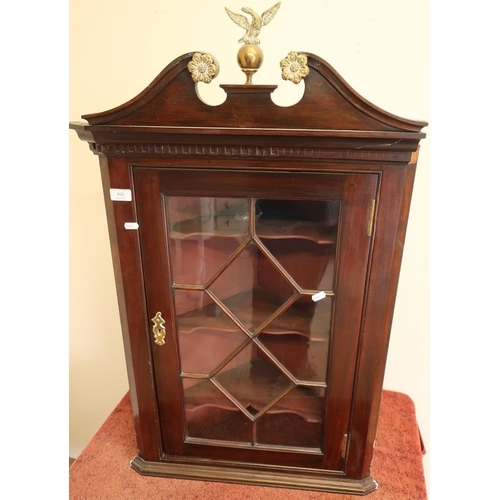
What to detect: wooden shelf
<box><xmin>177</xmin><ymin>288</ymin><xmax>330</xmax><ymax>340</ymax></box>
<box><xmin>183</xmin><ymin>360</ymin><xmax>324</xmax><ymax>424</ymax></box>
<box><xmin>256</xmin><ymin>218</ymin><xmax>336</xmax><ymax>244</ymax></box>
<box><xmin>169</xmin><ymin>213</ymin><xmax>249</xmax><ymax>239</ymax></box>
<box><xmin>169</xmin><ymin>213</ymin><xmax>336</xmax><ymax>244</ymax></box>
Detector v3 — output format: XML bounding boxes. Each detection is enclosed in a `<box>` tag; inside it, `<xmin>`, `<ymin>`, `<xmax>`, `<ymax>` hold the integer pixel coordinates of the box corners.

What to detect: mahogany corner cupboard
<box><xmin>70</xmin><ymin>50</ymin><xmax>426</xmax><ymax>495</ymax></box>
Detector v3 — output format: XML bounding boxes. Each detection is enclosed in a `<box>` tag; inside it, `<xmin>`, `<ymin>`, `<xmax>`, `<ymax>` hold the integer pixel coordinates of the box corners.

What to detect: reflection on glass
<box><xmin>167</xmin><ymin>196</ymin><xmax>339</xmax><ymax>451</ymax></box>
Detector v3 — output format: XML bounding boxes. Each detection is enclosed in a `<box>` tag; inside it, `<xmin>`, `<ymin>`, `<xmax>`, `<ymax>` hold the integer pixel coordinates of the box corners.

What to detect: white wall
<box><xmin>70</xmin><ymin>0</ymin><xmax>429</xmax><ymax>489</ymax></box>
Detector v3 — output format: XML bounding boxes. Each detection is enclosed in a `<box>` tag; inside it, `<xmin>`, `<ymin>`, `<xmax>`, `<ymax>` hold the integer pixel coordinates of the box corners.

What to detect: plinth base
<box><xmin>131</xmin><ymin>456</ymin><xmax>378</xmax><ymax>495</ymax></box>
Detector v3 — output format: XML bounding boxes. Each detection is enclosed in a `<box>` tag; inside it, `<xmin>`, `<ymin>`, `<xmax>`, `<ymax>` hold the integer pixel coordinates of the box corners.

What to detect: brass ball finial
<box><xmin>237</xmin><ymin>44</ymin><xmax>264</xmax><ymax>84</ymax></box>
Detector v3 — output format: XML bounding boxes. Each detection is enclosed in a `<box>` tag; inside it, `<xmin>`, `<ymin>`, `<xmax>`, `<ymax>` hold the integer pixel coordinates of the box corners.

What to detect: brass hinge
<box><xmin>367</xmin><ymin>199</ymin><xmax>376</xmax><ymax>237</ymax></box>
<box><xmin>341</xmin><ymin>433</ymin><xmax>348</xmax><ymax>458</ymax></box>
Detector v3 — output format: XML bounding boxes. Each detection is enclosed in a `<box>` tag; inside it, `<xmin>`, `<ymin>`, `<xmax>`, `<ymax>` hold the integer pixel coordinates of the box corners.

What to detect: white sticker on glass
<box><xmin>312</xmin><ymin>291</ymin><xmax>326</xmax><ymax>302</ymax></box>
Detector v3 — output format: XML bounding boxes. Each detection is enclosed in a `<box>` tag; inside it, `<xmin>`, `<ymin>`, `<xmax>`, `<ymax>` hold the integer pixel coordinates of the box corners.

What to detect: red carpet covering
<box><xmin>70</xmin><ymin>390</ymin><xmax>427</xmax><ymax>499</ymax></box>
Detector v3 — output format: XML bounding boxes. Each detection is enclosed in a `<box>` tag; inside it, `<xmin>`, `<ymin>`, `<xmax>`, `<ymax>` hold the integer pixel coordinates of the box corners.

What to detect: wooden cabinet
<box><xmin>70</xmin><ymin>50</ymin><xmax>426</xmax><ymax>495</ymax></box>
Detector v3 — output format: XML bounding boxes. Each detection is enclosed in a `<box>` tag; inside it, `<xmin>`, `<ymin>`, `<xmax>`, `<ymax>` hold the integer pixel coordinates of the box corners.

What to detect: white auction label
<box><xmin>124</xmin><ymin>222</ymin><xmax>139</xmax><ymax>230</ymax></box>
<box><xmin>312</xmin><ymin>291</ymin><xmax>326</xmax><ymax>302</ymax></box>
<box><xmin>110</xmin><ymin>188</ymin><xmax>132</xmax><ymax>201</ymax></box>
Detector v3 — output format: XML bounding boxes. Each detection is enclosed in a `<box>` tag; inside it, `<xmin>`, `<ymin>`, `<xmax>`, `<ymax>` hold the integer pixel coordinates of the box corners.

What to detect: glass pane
<box><xmin>255</xmin><ymin>199</ymin><xmax>339</xmax><ymax>291</ymax></box>
<box><xmin>257</xmin><ymin>296</ymin><xmax>332</xmax><ymax>383</ymax></box>
<box><xmin>256</xmin><ymin>387</ymin><xmax>325</xmax><ymax>448</ymax></box>
<box><xmin>208</xmin><ymin>241</ymin><xmax>296</xmax><ymax>333</ymax></box>
<box><xmin>175</xmin><ymin>290</ymin><xmax>249</xmax><ymax>375</ymax></box>
<box><xmin>213</xmin><ymin>343</ymin><xmax>292</xmax><ymax>417</ymax></box>
<box><xmin>183</xmin><ymin>378</ymin><xmax>253</xmax><ymax>444</ymax></box>
<box><xmin>167</xmin><ymin>196</ymin><xmax>335</xmax><ymax>450</ymax></box>
<box><xmin>167</xmin><ymin>197</ymin><xmax>250</xmax><ymax>285</ymax></box>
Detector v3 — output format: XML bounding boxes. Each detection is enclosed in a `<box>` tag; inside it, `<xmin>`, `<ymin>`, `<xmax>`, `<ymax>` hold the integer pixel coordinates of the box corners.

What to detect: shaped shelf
<box><xmin>169</xmin><ymin>213</ymin><xmax>337</xmax><ymax>244</ymax></box>
<box><xmin>177</xmin><ymin>288</ymin><xmax>331</xmax><ymax>340</ymax></box>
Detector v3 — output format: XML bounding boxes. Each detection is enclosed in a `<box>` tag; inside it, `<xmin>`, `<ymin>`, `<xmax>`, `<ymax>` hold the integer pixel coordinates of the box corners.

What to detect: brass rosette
<box><xmin>280</xmin><ymin>52</ymin><xmax>310</xmax><ymax>84</ymax></box>
<box><xmin>187</xmin><ymin>53</ymin><xmax>219</xmax><ymax>84</ymax></box>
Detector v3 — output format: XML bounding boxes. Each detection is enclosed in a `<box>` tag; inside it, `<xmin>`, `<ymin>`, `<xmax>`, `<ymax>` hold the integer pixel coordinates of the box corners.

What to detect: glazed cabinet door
<box><xmin>133</xmin><ymin>167</ymin><xmax>378</xmax><ymax>472</ymax></box>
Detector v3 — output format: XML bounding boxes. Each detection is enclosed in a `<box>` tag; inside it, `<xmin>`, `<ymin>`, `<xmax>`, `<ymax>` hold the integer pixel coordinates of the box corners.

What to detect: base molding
<box><xmin>130</xmin><ymin>456</ymin><xmax>378</xmax><ymax>496</ymax></box>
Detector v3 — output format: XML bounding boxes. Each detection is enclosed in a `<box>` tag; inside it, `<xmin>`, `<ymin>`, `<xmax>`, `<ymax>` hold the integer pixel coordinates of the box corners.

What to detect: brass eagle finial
<box><xmin>225</xmin><ymin>2</ymin><xmax>281</xmax><ymax>45</ymax></box>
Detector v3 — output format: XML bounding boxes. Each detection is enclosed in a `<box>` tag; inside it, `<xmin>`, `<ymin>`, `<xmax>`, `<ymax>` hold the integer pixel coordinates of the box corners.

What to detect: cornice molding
<box><xmin>88</xmin><ymin>142</ymin><xmax>412</xmax><ymax>163</ymax></box>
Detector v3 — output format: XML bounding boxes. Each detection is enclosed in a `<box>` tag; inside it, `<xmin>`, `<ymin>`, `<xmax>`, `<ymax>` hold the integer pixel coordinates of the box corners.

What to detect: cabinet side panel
<box><xmin>381</xmin><ymin>153</ymin><xmax>419</xmax><ymax>341</ymax></box>
<box><xmin>99</xmin><ymin>156</ymin><xmax>161</xmax><ymax>460</ymax></box>
<box><xmin>362</xmin><ymin>155</ymin><xmax>419</xmax><ymax>475</ymax></box>
<box><xmin>346</xmin><ymin>164</ymin><xmax>409</xmax><ymax>478</ymax></box>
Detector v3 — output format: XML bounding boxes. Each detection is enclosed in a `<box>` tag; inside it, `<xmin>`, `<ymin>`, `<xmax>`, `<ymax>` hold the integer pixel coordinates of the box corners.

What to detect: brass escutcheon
<box><xmin>151</xmin><ymin>312</ymin><xmax>166</xmax><ymax>346</ymax></box>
